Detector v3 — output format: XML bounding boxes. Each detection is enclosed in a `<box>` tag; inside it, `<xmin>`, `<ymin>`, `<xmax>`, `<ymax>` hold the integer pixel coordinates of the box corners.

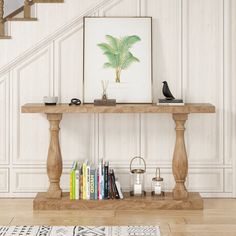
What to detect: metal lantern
<box><xmin>130</xmin><ymin>156</ymin><xmax>146</xmax><ymax>196</ymax></box>
<box><xmin>151</xmin><ymin>167</ymin><xmax>164</xmax><ymax>197</ymax></box>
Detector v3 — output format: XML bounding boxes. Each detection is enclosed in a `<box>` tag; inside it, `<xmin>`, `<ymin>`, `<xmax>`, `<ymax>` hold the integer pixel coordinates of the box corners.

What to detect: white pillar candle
<box><xmin>134</xmin><ymin>183</ymin><xmax>142</xmax><ymax>195</ymax></box>
<box><xmin>154</xmin><ymin>184</ymin><xmax>161</xmax><ymax>195</ymax></box>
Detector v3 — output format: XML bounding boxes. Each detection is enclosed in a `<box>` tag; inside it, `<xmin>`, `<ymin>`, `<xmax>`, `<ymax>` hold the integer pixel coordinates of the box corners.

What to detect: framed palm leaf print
<box><xmin>83</xmin><ymin>17</ymin><xmax>152</xmax><ymax>103</ymax></box>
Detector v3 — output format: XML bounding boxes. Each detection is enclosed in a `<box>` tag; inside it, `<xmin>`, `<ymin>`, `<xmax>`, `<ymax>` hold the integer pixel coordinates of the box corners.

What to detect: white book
<box><xmin>115</xmin><ymin>181</ymin><xmax>124</xmax><ymax>199</ymax></box>
<box><xmin>75</xmin><ymin>168</ymin><xmax>80</xmax><ymax>200</ymax></box>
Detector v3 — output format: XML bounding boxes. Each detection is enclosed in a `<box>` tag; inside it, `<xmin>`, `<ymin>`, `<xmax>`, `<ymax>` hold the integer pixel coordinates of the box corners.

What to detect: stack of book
<box><xmin>158</xmin><ymin>98</ymin><xmax>184</xmax><ymax>106</ymax></box>
<box><xmin>70</xmin><ymin>159</ymin><xmax>123</xmax><ymax>200</ymax></box>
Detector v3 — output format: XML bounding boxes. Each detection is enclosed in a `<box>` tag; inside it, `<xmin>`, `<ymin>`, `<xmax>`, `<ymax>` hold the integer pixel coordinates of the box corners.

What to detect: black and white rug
<box><xmin>0</xmin><ymin>226</ymin><xmax>161</xmax><ymax>236</ymax></box>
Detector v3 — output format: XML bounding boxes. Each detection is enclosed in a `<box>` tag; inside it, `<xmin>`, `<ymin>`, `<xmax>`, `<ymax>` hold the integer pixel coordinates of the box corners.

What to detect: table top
<box><xmin>21</xmin><ymin>103</ymin><xmax>215</xmax><ymax>114</ymax></box>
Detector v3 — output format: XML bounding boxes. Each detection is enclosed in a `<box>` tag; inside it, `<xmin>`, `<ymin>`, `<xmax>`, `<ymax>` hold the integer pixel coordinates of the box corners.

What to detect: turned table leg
<box><xmin>172</xmin><ymin>113</ymin><xmax>188</xmax><ymax>200</ymax></box>
<box><xmin>46</xmin><ymin>113</ymin><xmax>63</xmax><ymax>199</ymax></box>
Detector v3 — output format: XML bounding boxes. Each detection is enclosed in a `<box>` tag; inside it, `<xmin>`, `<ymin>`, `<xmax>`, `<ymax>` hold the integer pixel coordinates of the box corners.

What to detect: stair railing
<box><xmin>0</xmin><ymin>0</ymin><xmax>4</xmax><ymax>36</ymax></box>
<box><xmin>24</xmin><ymin>0</ymin><xmax>31</xmax><ymax>18</ymax></box>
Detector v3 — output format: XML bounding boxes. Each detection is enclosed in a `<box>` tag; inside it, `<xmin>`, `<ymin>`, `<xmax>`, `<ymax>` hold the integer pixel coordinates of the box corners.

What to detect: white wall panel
<box><xmin>141</xmin><ymin>0</ymin><xmax>182</xmax><ymax>165</ymax></box>
<box><xmin>12</xmin><ymin>45</ymin><xmax>53</xmax><ymax>165</ymax></box>
<box><xmin>186</xmin><ymin>169</ymin><xmax>223</xmax><ymax>192</ymax></box>
<box><xmin>0</xmin><ymin>75</ymin><xmax>9</xmax><ymax>165</ymax></box>
<box><xmin>183</xmin><ymin>0</ymin><xmax>224</xmax><ymax>165</ymax></box>
<box><xmin>12</xmin><ymin>168</ymin><xmax>70</xmax><ymax>193</ymax></box>
<box><xmin>141</xmin><ymin>114</ymin><xmax>175</xmax><ymax>165</ymax></box>
<box><xmin>102</xmin><ymin>0</ymin><xmax>138</xmax><ymax>16</ymax></box>
<box><xmin>114</xmin><ymin>168</ymin><xmax>224</xmax><ymax>193</ymax></box>
<box><xmin>99</xmin><ymin>114</ymin><xmax>140</xmax><ymax>167</ymax></box>
<box><xmin>0</xmin><ymin>168</ymin><xmax>9</xmax><ymax>193</ymax></box>
<box><xmin>60</xmin><ymin>114</ymin><xmax>96</xmax><ymax>165</ymax></box>
<box><xmin>146</xmin><ymin>0</ymin><xmax>182</xmax><ymax>100</ymax></box>
<box><xmin>54</xmin><ymin>25</ymin><xmax>96</xmax><ymax>165</ymax></box>
<box><xmin>225</xmin><ymin>168</ymin><xmax>232</xmax><ymax>193</ymax></box>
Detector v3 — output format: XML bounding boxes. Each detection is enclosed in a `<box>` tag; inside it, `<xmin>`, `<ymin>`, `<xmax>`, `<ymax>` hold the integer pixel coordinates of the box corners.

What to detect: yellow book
<box><xmin>82</xmin><ymin>162</ymin><xmax>87</xmax><ymax>200</ymax></box>
<box><xmin>70</xmin><ymin>171</ymin><xmax>73</xmax><ymax>200</ymax></box>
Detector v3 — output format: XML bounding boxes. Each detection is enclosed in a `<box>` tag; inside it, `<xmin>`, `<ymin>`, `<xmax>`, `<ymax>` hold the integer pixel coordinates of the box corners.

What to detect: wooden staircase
<box><xmin>0</xmin><ymin>0</ymin><xmax>64</xmax><ymax>39</ymax></box>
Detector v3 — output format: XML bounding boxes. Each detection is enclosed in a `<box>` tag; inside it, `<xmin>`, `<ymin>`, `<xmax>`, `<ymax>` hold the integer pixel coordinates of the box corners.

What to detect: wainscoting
<box><xmin>0</xmin><ymin>0</ymin><xmax>235</xmax><ymax>197</ymax></box>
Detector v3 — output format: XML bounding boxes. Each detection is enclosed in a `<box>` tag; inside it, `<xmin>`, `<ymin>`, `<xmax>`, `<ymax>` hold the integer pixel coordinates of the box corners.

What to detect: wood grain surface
<box><xmin>33</xmin><ymin>192</ymin><xmax>203</xmax><ymax>210</ymax></box>
<box><xmin>21</xmin><ymin>103</ymin><xmax>216</xmax><ymax>114</ymax></box>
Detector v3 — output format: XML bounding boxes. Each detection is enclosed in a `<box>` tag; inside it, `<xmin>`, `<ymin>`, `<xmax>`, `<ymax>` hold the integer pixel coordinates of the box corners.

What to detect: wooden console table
<box><xmin>21</xmin><ymin>103</ymin><xmax>215</xmax><ymax>210</ymax></box>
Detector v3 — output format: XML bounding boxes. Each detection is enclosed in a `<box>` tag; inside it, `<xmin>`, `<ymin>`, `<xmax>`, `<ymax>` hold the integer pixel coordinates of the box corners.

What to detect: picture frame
<box><xmin>83</xmin><ymin>17</ymin><xmax>153</xmax><ymax>104</ymax></box>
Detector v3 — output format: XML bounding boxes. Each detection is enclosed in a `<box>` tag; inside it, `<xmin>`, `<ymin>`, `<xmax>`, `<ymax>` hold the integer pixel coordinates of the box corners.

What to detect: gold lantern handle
<box><xmin>130</xmin><ymin>156</ymin><xmax>146</xmax><ymax>174</ymax></box>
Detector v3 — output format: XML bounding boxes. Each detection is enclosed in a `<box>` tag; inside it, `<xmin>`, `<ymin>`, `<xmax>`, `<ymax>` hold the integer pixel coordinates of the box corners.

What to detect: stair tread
<box><xmin>7</xmin><ymin>18</ymin><xmax>38</xmax><ymax>22</ymax></box>
<box><xmin>0</xmin><ymin>36</ymin><xmax>12</xmax><ymax>39</ymax></box>
<box><xmin>33</xmin><ymin>0</ymin><xmax>64</xmax><ymax>2</ymax></box>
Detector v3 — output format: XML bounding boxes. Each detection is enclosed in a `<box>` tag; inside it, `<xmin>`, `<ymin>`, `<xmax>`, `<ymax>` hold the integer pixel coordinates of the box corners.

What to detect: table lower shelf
<box><xmin>33</xmin><ymin>192</ymin><xmax>203</xmax><ymax>210</ymax></box>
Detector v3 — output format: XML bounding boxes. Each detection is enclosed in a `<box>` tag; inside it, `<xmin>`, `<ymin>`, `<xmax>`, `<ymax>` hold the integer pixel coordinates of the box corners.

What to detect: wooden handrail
<box><xmin>24</xmin><ymin>0</ymin><xmax>31</xmax><ymax>18</ymax></box>
<box><xmin>0</xmin><ymin>0</ymin><xmax>4</xmax><ymax>36</ymax></box>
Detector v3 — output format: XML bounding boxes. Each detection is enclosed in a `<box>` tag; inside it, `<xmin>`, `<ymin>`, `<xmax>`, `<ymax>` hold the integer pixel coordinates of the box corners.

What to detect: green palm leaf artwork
<box><xmin>98</xmin><ymin>35</ymin><xmax>141</xmax><ymax>83</ymax></box>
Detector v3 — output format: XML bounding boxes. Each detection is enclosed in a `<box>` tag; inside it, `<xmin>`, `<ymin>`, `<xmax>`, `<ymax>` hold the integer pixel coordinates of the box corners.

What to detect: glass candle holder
<box><xmin>151</xmin><ymin>168</ymin><xmax>164</xmax><ymax>197</ymax></box>
<box><xmin>130</xmin><ymin>156</ymin><xmax>146</xmax><ymax>197</ymax></box>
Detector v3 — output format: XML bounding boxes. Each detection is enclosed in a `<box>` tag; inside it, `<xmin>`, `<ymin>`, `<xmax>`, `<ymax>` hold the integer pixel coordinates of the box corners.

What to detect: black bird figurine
<box><xmin>162</xmin><ymin>81</ymin><xmax>175</xmax><ymax>100</ymax></box>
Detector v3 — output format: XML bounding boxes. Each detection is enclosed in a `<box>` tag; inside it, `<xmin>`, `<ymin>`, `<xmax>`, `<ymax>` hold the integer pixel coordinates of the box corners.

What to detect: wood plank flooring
<box><xmin>0</xmin><ymin>198</ymin><xmax>236</xmax><ymax>235</ymax></box>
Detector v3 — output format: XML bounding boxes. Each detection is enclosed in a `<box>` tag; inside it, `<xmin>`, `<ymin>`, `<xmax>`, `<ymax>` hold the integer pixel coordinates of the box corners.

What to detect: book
<box><xmin>90</xmin><ymin>166</ymin><xmax>96</xmax><ymax>200</ymax></box>
<box><xmin>80</xmin><ymin>166</ymin><xmax>83</xmax><ymax>199</ymax></box>
<box><xmin>104</xmin><ymin>161</ymin><xmax>109</xmax><ymax>199</ymax></box>
<box><xmin>82</xmin><ymin>161</ymin><xmax>87</xmax><ymax>200</ymax></box>
<box><xmin>70</xmin><ymin>161</ymin><xmax>77</xmax><ymax>200</ymax></box>
<box><xmin>102</xmin><ymin>164</ymin><xmax>105</xmax><ymax>199</ymax></box>
<box><xmin>70</xmin><ymin>171</ymin><xmax>74</xmax><ymax>200</ymax></box>
<box><xmin>94</xmin><ymin>169</ymin><xmax>98</xmax><ymax>200</ymax></box>
<box><xmin>115</xmin><ymin>180</ymin><xmax>124</xmax><ymax>199</ymax></box>
<box><xmin>70</xmin><ymin>159</ymin><xmax>124</xmax><ymax>201</ymax></box>
<box><xmin>111</xmin><ymin>169</ymin><xmax>119</xmax><ymax>199</ymax></box>
<box><xmin>109</xmin><ymin>171</ymin><xmax>113</xmax><ymax>199</ymax></box>
<box><xmin>86</xmin><ymin>164</ymin><xmax>90</xmax><ymax>200</ymax></box>
<box><xmin>158</xmin><ymin>98</ymin><xmax>184</xmax><ymax>106</ymax></box>
<box><xmin>159</xmin><ymin>98</ymin><xmax>184</xmax><ymax>103</ymax></box>
<box><xmin>98</xmin><ymin>159</ymin><xmax>103</xmax><ymax>200</ymax></box>
<box><xmin>75</xmin><ymin>162</ymin><xmax>80</xmax><ymax>200</ymax></box>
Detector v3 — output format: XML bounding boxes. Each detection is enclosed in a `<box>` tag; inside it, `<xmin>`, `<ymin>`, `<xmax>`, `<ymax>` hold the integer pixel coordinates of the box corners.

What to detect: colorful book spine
<box><xmin>94</xmin><ymin>169</ymin><xmax>98</xmax><ymax>200</ymax></box>
<box><xmin>102</xmin><ymin>164</ymin><xmax>105</xmax><ymax>199</ymax></box>
<box><xmin>86</xmin><ymin>164</ymin><xmax>90</xmax><ymax>200</ymax></box>
<box><xmin>75</xmin><ymin>166</ymin><xmax>80</xmax><ymax>200</ymax></box>
<box><xmin>70</xmin><ymin>160</ymin><xmax>123</xmax><ymax>201</ymax></box>
<box><xmin>104</xmin><ymin>162</ymin><xmax>109</xmax><ymax>199</ymax></box>
<box><xmin>80</xmin><ymin>166</ymin><xmax>83</xmax><ymax>199</ymax></box>
<box><xmin>90</xmin><ymin>167</ymin><xmax>95</xmax><ymax>200</ymax></box>
<box><xmin>70</xmin><ymin>170</ymin><xmax>74</xmax><ymax>200</ymax></box>
<box><xmin>82</xmin><ymin>162</ymin><xmax>87</xmax><ymax>200</ymax></box>
<box><xmin>98</xmin><ymin>159</ymin><xmax>103</xmax><ymax>200</ymax></box>
<box><xmin>70</xmin><ymin>161</ymin><xmax>77</xmax><ymax>200</ymax></box>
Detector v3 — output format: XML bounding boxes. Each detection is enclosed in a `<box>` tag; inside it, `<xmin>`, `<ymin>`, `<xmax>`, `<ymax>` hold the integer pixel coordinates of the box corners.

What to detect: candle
<box><xmin>154</xmin><ymin>185</ymin><xmax>161</xmax><ymax>195</ymax></box>
<box><xmin>134</xmin><ymin>183</ymin><xmax>142</xmax><ymax>195</ymax></box>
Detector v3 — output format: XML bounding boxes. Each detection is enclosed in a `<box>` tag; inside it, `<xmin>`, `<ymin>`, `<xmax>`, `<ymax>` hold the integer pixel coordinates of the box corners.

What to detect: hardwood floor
<box><xmin>0</xmin><ymin>198</ymin><xmax>236</xmax><ymax>235</ymax></box>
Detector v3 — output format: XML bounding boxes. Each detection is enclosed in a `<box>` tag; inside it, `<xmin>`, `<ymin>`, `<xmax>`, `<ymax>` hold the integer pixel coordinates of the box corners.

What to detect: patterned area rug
<box><xmin>0</xmin><ymin>226</ymin><xmax>161</xmax><ymax>236</ymax></box>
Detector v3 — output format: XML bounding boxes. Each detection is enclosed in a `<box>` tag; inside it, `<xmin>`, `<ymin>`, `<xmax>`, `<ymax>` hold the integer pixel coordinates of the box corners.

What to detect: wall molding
<box><xmin>0</xmin><ymin>168</ymin><xmax>9</xmax><ymax>192</ymax></box>
<box><xmin>12</xmin><ymin>45</ymin><xmax>53</xmax><ymax>165</ymax></box>
<box><xmin>0</xmin><ymin>76</ymin><xmax>9</xmax><ymax>165</ymax></box>
<box><xmin>0</xmin><ymin>0</ymin><xmax>116</xmax><ymax>77</ymax></box>
<box><xmin>0</xmin><ymin>0</ymin><xmax>235</xmax><ymax>197</ymax></box>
